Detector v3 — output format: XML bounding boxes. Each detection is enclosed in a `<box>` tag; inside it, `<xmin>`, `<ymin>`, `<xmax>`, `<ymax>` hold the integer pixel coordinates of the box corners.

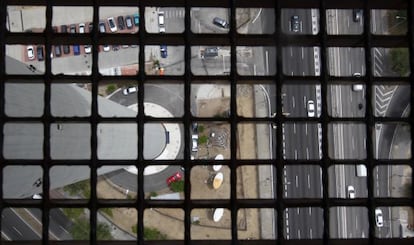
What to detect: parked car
<box><xmin>307</xmin><ymin>100</ymin><xmax>315</xmax><ymax>117</ymax></box>
<box><xmin>52</xmin><ymin>26</ymin><xmax>58</xmax><ymax>33</ymax></box>
<box><xmin>291</xmin><ymin>15</ymin><xmax>300</xmax><ymax>32</ymax></box>
<box><xmin>84</xmin><ymin>45</ymin><xmax>92</xmax><ymax>54</ymax></box>
<box><xmin>99</xmin><ymin>22</ymin><xmax>106</xmax><ymax>33</ymax></box>
<box><xmin>353</xmin><ymin>9</ymin><xmax>363</xmax><ymax>22</ymax></box>
<box><xmin>117</xmin><ymin>16</ymin><xmax>125</xmax><ymax>30</ymax></box>
<box><xmin>158</xmin><ymin>11</ymin><xmax>165</xmax><ymax>33</ymax></box>
<box><xmin>112</xmin><ymin>45</ymin><xmax>120</xmax><ymax>51</ymax></box>
<box><xmin>69</xmin><ymin>24</ymin><xmax>76</xmax><ymax>33</ymax></box>
<box><xmin>125</xmin><ymin>16</ymin><xmax>133</xmax><ymax>29</ymax></box>
<box><xmin>123</xmin><ymin>86</ymin><xmax>138</xmax><ymax>95</ymax></box>
<box><xmin>27</xmin><ymin>45</ymin><xmax>35</xmax><ymax>60</ymax></box>
<box><xmin>375</xmin><ymin>208</ymin><xmax>384</xmax><ymax>227</ymax></box>
<box><xmin>133</xmin><ymin>13</ymin><xmax>140</xmax><ymax>26</ymax></box>
<box><xmin>73</xmin><ymin>45</ymin><xmax>81</xmax><ymax>55</ymax></box>
<box><xmin>347</xmin><ymin>185</ymin><xmax>356</xmax><ymax>199</ymax></box>
<box><xmin>103</xmin><ymin>45</ymin><xmax>110</xmax><ymax>52</ymax></box>
<box><xmin>107</xmin><ymin>17</ymin><xmax>117</xmax><ymax>32</ymax></box>
<box><xmin>166</xmin><ymin>172</ymin><xmax>183</xmax><ymax>186</ymax></box>
<box><xmin>88</xmin><ymin>22</ymin><xmax>93</xmax><ymax>32</ymax></box>
<box><xmin>160</xmin><ymin>45</ymin><xmax>168</xmax><ymax>58</ymax></box>
<box><xmin>36</xmin><ymin>46</ymin><xmax>44</xmax><ymax>61</ymax></box>
<box><xmin>60</xmin><ymin>25</ymin><xmax>70</xmax><ymax>54</ymax></box>
<box><xmin>54</xmin><ymin>44</ymin><xmax>62</xmax><ymax>57</ymax></box>
<box><xmin>78</xmin><ymin>23</ymin><xmax>85</xmax><ymax>33</ymax></box>
<box><xmin>213</xmin><ymin>17</ymin><xmax>229</xmax><ymax>28</ymax></box>
<box><xmin>192</xmin><ymin>134</ymin><xmax>198</xmax><ymax>152</ymax></box>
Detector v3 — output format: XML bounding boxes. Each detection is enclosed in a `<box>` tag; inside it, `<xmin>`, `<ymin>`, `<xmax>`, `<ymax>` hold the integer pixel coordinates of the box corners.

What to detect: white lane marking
<box><xmin>363</xmin><ymin>137</ymin><xmax>366</xmax><ymax>149</ymax></box>
<box><xmin>309</xmin><ymin>207</ymin><xmax>312</xmax><ymax>215</ymax></box>
<box><xmin>307</xmin><ymin>174</ymin><xmax>311</xmax><ymax>188</ymax></box>
<box><xmin>293</xmin><ymin>123</ymin><xmax>296</xmax><ymax>134</ymax></box>
<box><xmin>291</xmin><ymin>71</ymin><xmax>294</xmax><ymax>75</ymax></box>
<box><xmin>348</xmin><ymin>62</ymin><xmax>352</xmax><ymax>74</ymax></box>
<box><xmin>59</xmin><ymin>225</ymin><xmax>70</xmax><ymax>234</ymax></box>
<box><xmin>294</xmin><ymin>150</ymin><xmax>298</xmax><ymax>160</ymax></box>
<box><xmin>352</xmin><ymin>136</ymin><xmax>355</xmax><ymax>150</ymax></box>
<box><xmin>12</xmin><ymin>226</ymin><xmax>23</xmax><ymax>237</ymax></box>
<box><xmin>303</xmin><ymin>96</ymin><xmax>307</xmax><ymax>107</ymax></box>
<box><xmin>305</xmin><ymin>123</ymin><xmax>308</xmax><ymax>135</ymax></box>
<box><xmin>350</xmin><ymin>89</ymin><xmax>353</xmax><ymax>102</ymax></box>
<box><xmin>306</xmin><ymin>147</ymin><xmax>309</xmax><ymax>159</ymax></box>
<box><xmin>355</xmin><ymin>217</ymin><xmax>358</xmax><ymax>230</ymax></box>
<box><xmin>295</xmin><ymin>175</ymin><xmax>299</xmax><ymax>187</ymax></box>
<box><xmin>301</xmin><ymin>47</ymin><xmax>305</xmax><ymax>60</ymax></box>
<box><xmin>297</xmin><ymin>208</ymin><xmax>300</xmax><ymax>215</ymax></box>
<box><xmin>297</xmin><ymin>229</ymin><xmax>301</xmax><ymax>239</ymax></box>
<box><xmin>292</xmin><ymin>96</ymin><xmax>296</xmax><ymax>108</ymax></box>
<box><xmin>310</xmin><ymin>228</ymin><xmax>313</xmax><ymax>239</ymax></box>
<box><xmin>347</xmin><ymin>16</ymin><xmax>350</xmax><ymax>27</ymax></box>
<box><xmin>290</xmin><ymin>47</ymin><xmax>294</xmax><ymax>57</ymax></box>
<box><xmin>303</xmin><ymin>71</ymin><xmax>305</xmax><ymax>76</ymax></box>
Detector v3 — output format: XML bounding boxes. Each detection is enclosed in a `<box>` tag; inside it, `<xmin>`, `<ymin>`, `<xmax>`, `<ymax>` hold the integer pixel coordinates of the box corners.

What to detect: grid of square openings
<box><xmin>1</xmin><ymin>0</ymin><xmax>413</xmax><ymax>244</ymax></box>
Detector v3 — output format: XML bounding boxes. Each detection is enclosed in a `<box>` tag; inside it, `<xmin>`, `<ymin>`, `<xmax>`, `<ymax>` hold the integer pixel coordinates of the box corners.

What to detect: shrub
<box><xmin>106</xmin><ymin>84</ymin><xmax>117</xmax><ymax>94</ymax></box>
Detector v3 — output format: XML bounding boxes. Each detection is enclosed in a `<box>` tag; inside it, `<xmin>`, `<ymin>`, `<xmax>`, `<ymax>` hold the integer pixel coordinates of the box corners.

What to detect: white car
<box><xmin>84</xmin><ymin>45</ymin><xmax>92</xmax><ymax>54</ymax></box>
<box><xmin>27</xmin><ymin>45</ymin><xmax>35</xmax><ymax>60</ymax></box>
<box><xmin>107</xmin><ymin>17</ymin><xmax>117</xmax><ymax>32</ymax></box>
<box><xmin>375</xmin><ymin>208</ymin><xmax>384</xmax><ymax>227</ymax></box>
<box><xmin>347</xmin><ymin>185</ymin><xmax>355</xmax><ymax>199</ymax></box>
<box><xmin>158</xmin><ymin>11</ymin><xmax>165</xmax><ymax>33</ymax></box>
<box><xmin>123</xmin><ymin>86</ymin><xmax>138</xmax><ymax>95</ymax></box>
<box><xmin>352</xmin><ymin>84</ymin><xmax>363</xmax><ymax>91</ymax></box>
<box><xmin>191</xmin><ymin>134</ymin><xmax>198</xmax><ymax>152</ymax></box>
<box><xmin>78</xmin><ymin>23</ymin><xmax>85</xmax><ymax>33</ymax></box>
<box><xmin>103</xmin><ymin>45</ymin><xmax>110</xmax><ymax>52</ymax></box>
<box><xmin>307</xmin><ymin>100</ymin><xmax>315</xmax><ymax>117</ymax></box>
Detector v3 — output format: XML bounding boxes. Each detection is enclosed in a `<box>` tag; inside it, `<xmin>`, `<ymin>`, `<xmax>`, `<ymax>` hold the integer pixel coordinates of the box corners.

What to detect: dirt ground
<box><xmin>96</xmin><ymin>83</ymin><xmax>261</xmax><ymax>239</ymax></box>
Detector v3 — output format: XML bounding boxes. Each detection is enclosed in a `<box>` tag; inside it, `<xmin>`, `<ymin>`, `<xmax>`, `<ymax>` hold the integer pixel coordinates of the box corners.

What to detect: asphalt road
<box><xmin>28</xmin><ymin>208</ymin><xmax>73</xmax><ymax>240</ymax></box>
<box><xmin>1</xmin><ymin>209</ymin><xmax>40</xmax><ymax>240</ymax></box>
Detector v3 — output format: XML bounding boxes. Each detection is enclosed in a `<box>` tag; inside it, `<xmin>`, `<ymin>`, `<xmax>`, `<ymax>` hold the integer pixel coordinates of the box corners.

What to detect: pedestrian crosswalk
<box><xmin>162</xmin><ymin>9</ymin><xmax>185</xmax><ymax>19</ymax></box>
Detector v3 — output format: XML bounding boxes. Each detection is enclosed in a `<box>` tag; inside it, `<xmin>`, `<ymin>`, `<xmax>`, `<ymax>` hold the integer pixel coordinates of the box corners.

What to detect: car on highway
<box><xmin>375</xmin><ymin>208</ymin><xmax>384</xmax><ymax>227</ymax></box>
<box><xmin>123</xmin><ymin>86</ymin><xmax>138</xmax><ymax>95</ymax></box>
<box><xmin>307</xmin><ymin>100</ymin><xmax>315</xmax><ymax>117</ymax></box>
<box><xmin>117</xmin><ymin>16</ymin><xmax>125</xmax><ymax>30</ymax></box>
<box><xmin>353</xmin><ymin>9</ymin><xmax>363</xmax><ymax>22</ymax></box>
<box><xmin>78</xmin><ymin>23</ymin><xmax>85</xmax><ymax>33</ymax></box>
<box><xmin>347</xmin><ymin>185</ymin><xmax>356</xmax><ymax>199</ymax></box>
<box><xmin>291</xmin><ymin>15</ymin><xmax>300</xmax><ymax>32</ymax></box>
<box><xmin>160</xmin><ymin>45</ymin><xmax>168</xmax><ymax>58</ymax></box>
<box><xmin>166</xmin><ymin>172</ymin><xmax>183</xmax><ymax>186</ymax></box>
<box><xmin>36</xmin><ymin>46</ymin><xmax>44</xmax><ymax>61</ymax></box>
<box><xmin>192</xmin><ymin>134</ymin><xmax>198</xmax><ymax>152</ymax></box>
<box><xmin>134</xmin><ymin>13</ymin><xmax>140</xmax><ymax>26</ymax></box>
<box><xmin>213</xmin><ymin>17</ymin><xmax>229</xmax><ymax>28</ymax></box>
<box><xmin>158</xmin><ymin>11</ymin><xmax>165</xmax><ymax>33</ymax></box>
<box><xmin>125</xmin><ymin>16</ymin><xmax>133</xmax><ymax>29</ymax></box>
<box><xmin>27</xmin><ymin>45</ymin><xmax>35</xmax><ymax>60</ymax></box>
<box><xmin>107</xmin><ymin>17</ymin><xmax>117</xmax><ymax>32</ymax></box>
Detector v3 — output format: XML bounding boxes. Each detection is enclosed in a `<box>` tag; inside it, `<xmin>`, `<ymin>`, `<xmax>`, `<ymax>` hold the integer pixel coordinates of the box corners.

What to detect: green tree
<box><xmin>70</xmin><ymin>218</ymin><xmax>113</xmax><ymax>240</ymax></box>
<box><xmin>100</xmin><ymin>208</ymin><xmax>113</xmax><ymax>218</ymax></box>
<box><xmin>169</xmin><ymin>180</ymin><xmax>184</xmax><ymax>192</ymax></box>
<box><xmin>62</xmin><ymin>208</ymin><xmax>83</xmax><ymax>220</ymax></box>
<box><xmin>198</xmin><ymin>135</ymin><xmax>208</xmax><ymax>145</ymax></box>
<box><xmin>390</xmin><ymin>48</ymin><xmax>409</xmax><ymax>76</ymax></box>
<box><xmin>143</xmin><ymin>227</ymin><xmax>167</xmax><ymax>240</ymax></box>
<box><xmin>198</xmin><ymin>125</ymin><xmax>205</xmax><ymax>133</ymax></box>
<box><xmin>106</xmin><ymin>84</ymin><xmax>117</xmax><ymax>95</ymax></box>
<box><xmin>63</xmin><ymin>179</ymin><xmax>90</xmax><ymax>198</ymax></box>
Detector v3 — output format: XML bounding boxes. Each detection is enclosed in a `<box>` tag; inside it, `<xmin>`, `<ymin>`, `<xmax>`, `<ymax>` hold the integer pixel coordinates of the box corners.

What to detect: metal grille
<box><xmin>1</xmin><ymin>0</ymin><xmax>413</xmax><ymax>244</ymax></box>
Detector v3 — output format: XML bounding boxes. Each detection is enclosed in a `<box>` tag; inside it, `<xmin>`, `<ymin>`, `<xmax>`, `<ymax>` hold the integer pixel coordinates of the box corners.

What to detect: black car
<box><xmin>88</xmin><ymin>22</ymin><xmax>93</xmax><ymax>32</ymax></box>
<box><xmin>125</xmin><ymin>16</ymin><xmax>133</xmax><ymax>29</ymax></box>
<box><xmin>353</xmin><ymin>9</ymin><xmax>362</xmax><ymax>22</ymax></box>
<box><xmin>60</xmin><ymin>25</ymin><xmax>67</xmax><ymax>33</ymax></box>
<box><xmin>36</xmin><ymin>46</ymin><xmax>44</xmax><ymax>61</ymax></box>
<box><xmin>52</xmin><ymin>26</ymin><xmax>58</xmax><ymax>33</ymax></box>
<box><xmin>291</xmin><ymin>15</ymin><xmax>300</xmax><ymax>32</ymax></box>
<box><xmin>117</xmin><ymin>16</ymin><xmax>125</xmax><ymax>30</ymax></box>
<box><xmin>212</xmin><ymin>17</ymin><xmax>229</xmax><ymax>28</ymax></box>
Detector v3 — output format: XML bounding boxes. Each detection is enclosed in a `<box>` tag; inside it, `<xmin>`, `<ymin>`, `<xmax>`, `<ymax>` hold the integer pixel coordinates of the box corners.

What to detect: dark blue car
<box><xmin>73</xmin><ymin>45</ymin><xmax>81</xmax><ymax>55</ymax></box>
<box><xmin>160</xmin><ymin>45</ymin><xmax>167</xmax><ymax>58</ymax></box>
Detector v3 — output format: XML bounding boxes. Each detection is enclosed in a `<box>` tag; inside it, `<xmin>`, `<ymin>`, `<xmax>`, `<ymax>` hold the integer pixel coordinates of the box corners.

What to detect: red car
<box><xmin>166</xmin><ymin>172</ymin><xmax>182</xmax><ymax>186</ymax></box>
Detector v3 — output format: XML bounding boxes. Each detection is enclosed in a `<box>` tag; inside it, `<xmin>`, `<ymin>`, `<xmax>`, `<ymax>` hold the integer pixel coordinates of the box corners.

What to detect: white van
<box><xmin>158</xmin><ymin>11</ymin><xmax>165</xmax><ymax>33</ymax></box>
<box><xmin>356</xmin><ymin>164</ymin><xmax>367</xmax><ymax>177</ymax></box>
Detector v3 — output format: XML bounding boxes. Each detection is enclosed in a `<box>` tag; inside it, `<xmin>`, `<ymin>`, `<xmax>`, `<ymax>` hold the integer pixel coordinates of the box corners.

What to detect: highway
<box><xmin>2</xmin><ymin>208</ymin><xmax>40</xmax><ymax>240</ymax></box>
